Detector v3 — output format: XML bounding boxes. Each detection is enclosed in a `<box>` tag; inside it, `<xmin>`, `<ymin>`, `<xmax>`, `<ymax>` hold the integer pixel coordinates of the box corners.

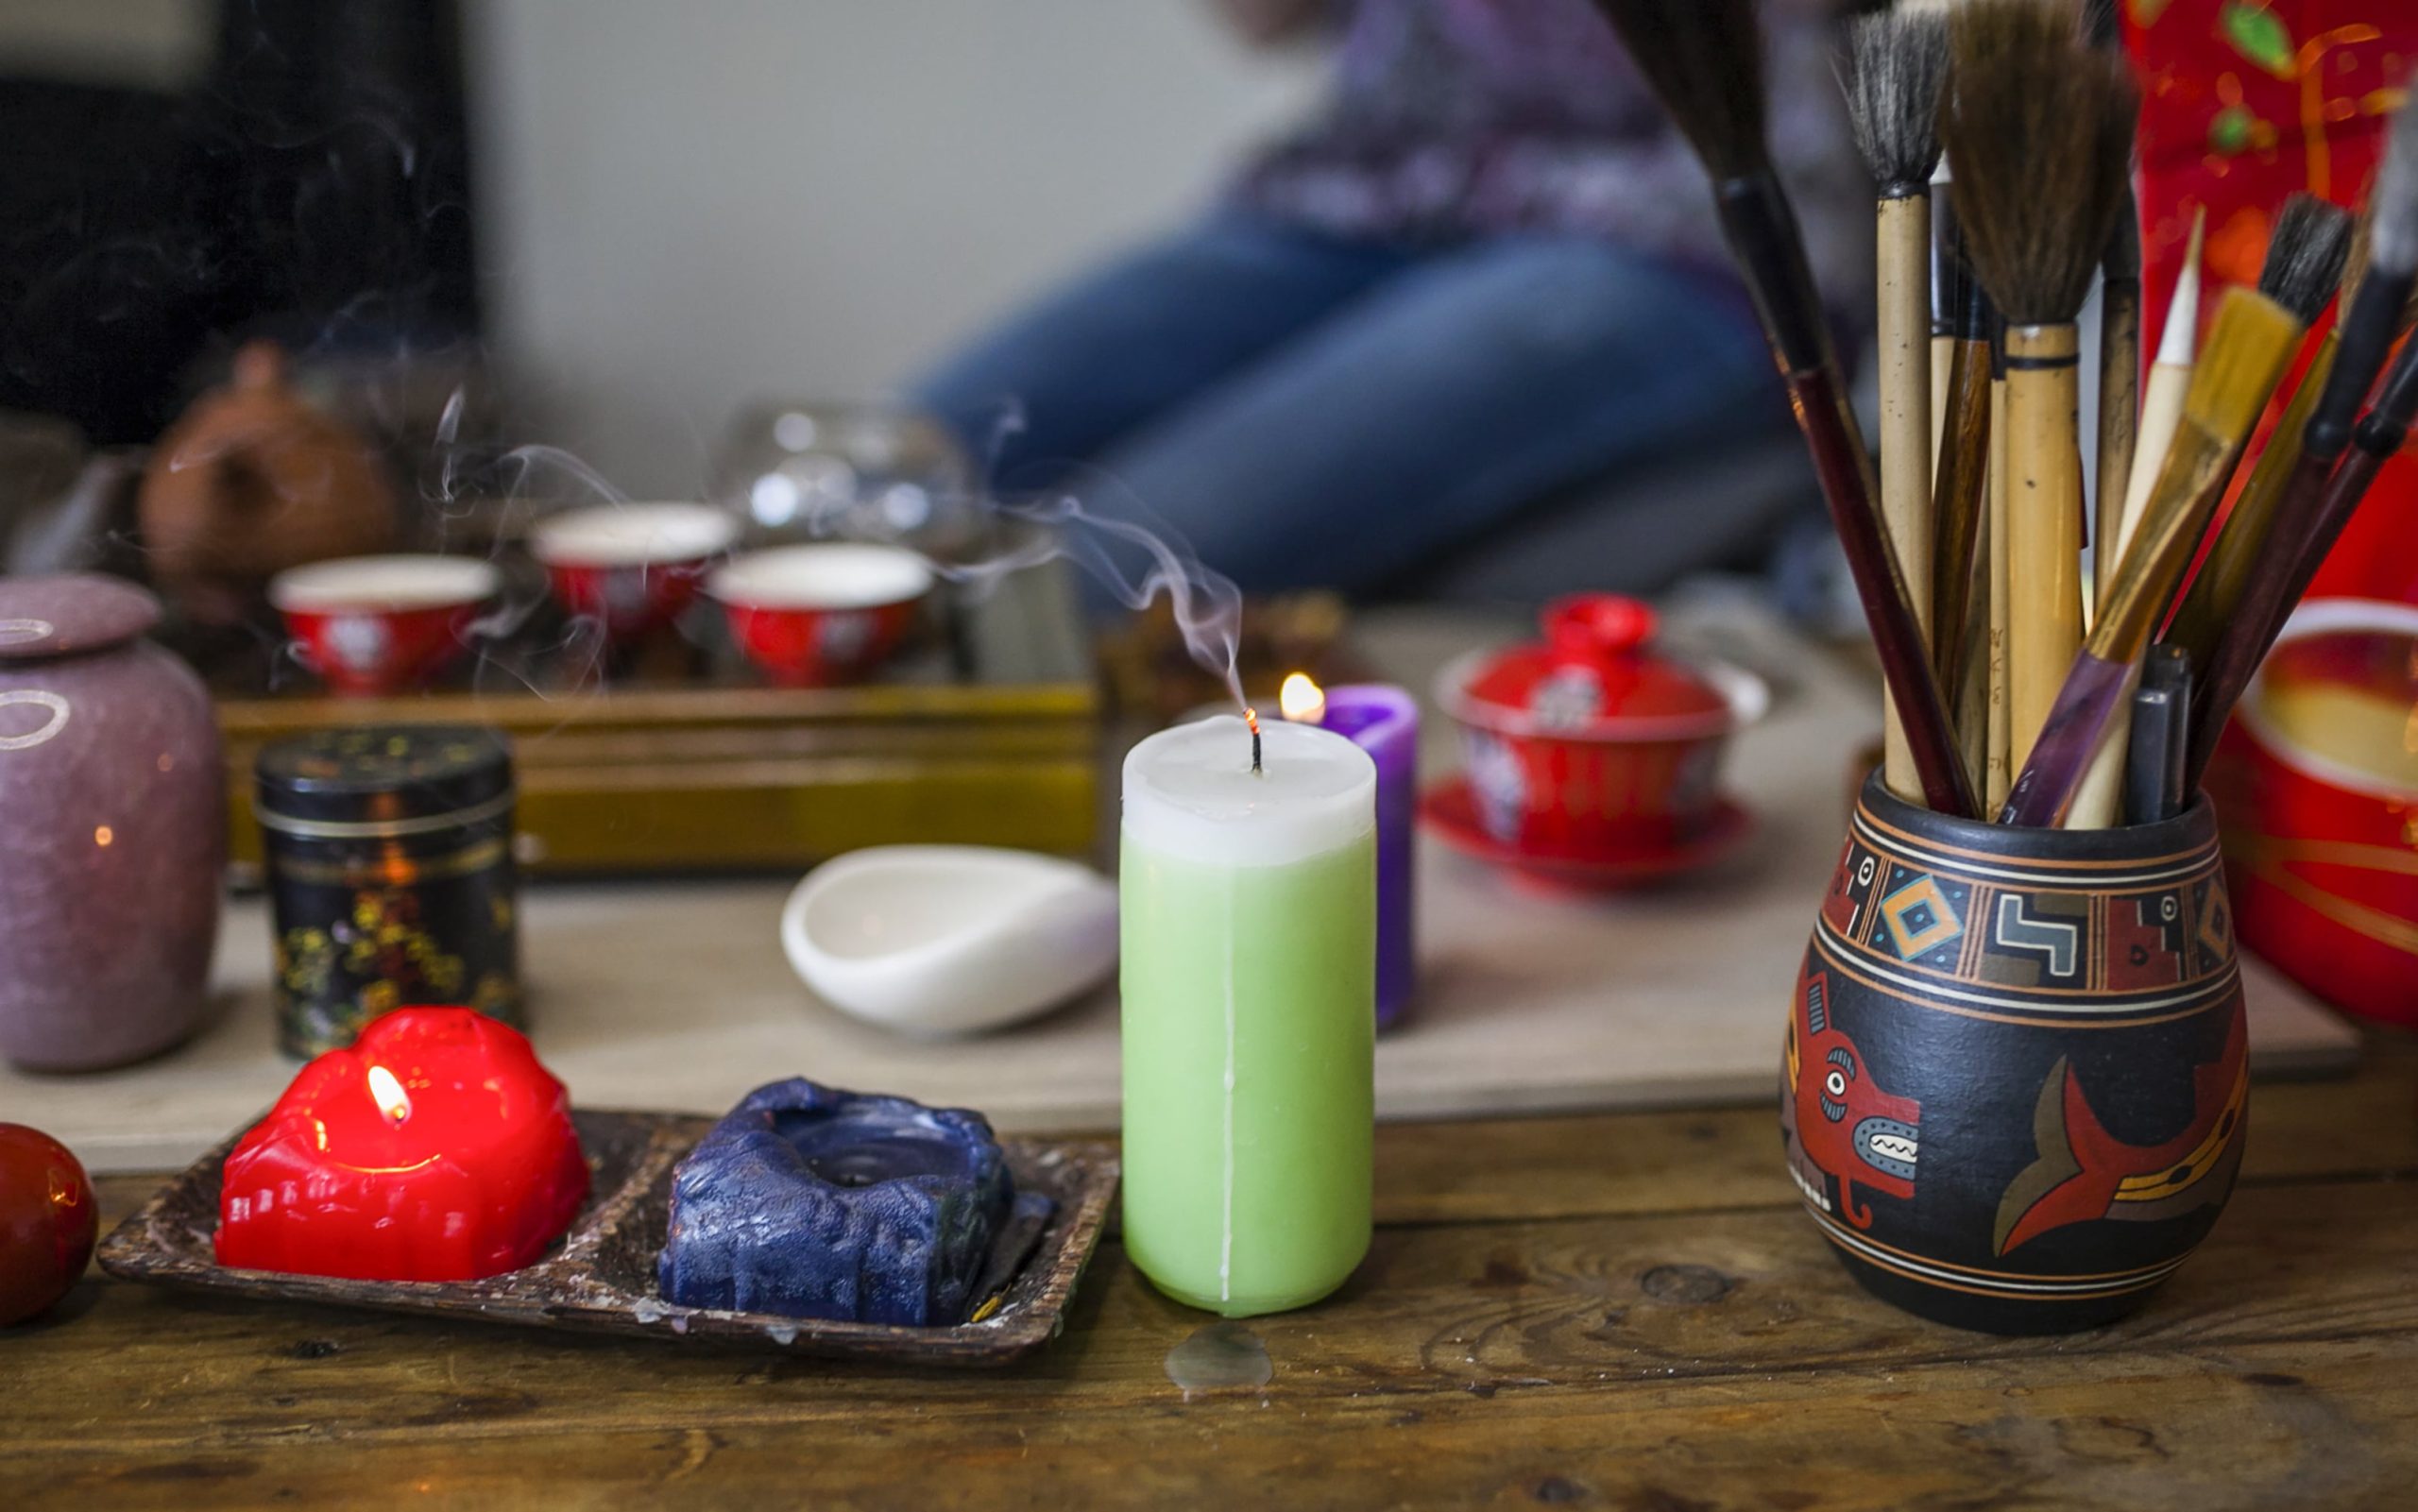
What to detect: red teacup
<box><xmin>1436</xmin><ymin>595</ymin><xmax>1766</xmax><ymax>858</ymax></box>
<box><xmin>707</xmin><ymin>544</ymin><xmax>932</xmax><ymax>688</ymax></box>
<box><xmin>529</xmin><ymin>502</ymin><xmax>738</xmax><ymax>643</ymax></box>
<box><xmin>2205</xmin><ymin>599</ymin><xmax>2418</xmax><ymax>1028</ymax></box>
<box><xmin>269</xmin><ymin>555</ymin><xmax>498</xmax><ymax>696</ymax></box>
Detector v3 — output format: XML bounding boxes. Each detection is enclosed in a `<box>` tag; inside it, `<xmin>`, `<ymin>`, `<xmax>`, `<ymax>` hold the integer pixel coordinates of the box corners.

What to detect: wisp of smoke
<box><xmin>422</xmin><ymin>390</ymin><xmax>1250</xmax><ymax>708</ymax></box>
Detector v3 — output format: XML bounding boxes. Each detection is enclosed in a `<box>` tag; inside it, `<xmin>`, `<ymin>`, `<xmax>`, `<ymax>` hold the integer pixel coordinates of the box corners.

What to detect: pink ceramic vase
<box><xmin>0</xmin><ymin>576</ymin><xmax>224</xmax><ymax>1070</ymax></box>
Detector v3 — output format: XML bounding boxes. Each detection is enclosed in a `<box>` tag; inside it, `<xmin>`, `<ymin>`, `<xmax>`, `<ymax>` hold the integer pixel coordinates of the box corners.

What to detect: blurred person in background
<box><xmin>912</xmin><ymin>0</ymin><xmax>1867</xmax><ymax>598</ymax></box>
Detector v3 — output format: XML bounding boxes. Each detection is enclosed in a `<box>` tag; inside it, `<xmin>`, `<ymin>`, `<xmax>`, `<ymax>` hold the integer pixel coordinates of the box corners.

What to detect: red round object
<box><xmin>545</xmin><ymin>560</ymin><xmax>715</xmax><ymax>642</ymax></box>
<box><xmin>707</xmin><ymin>545</ymin><xmax>931</xmax><ymax>688</ymax></box>
<box><xmin>269</xmin><ymin>556</ymin><xmax>496</xmax><ymax>697</ymax></box>
<box><xmin>215</xmin><ymin>1008</ymin><xmax>589</xmax><ymax>1283</ymax></box>
<box><xmin>1438</xmin><ymin>595</ymin><xmax>1763</xmax><ymax>858</ymax></box>
<box><xmin>0</xmin><ymin>1123</ymin><xmax>97</xmax><ymax>1327</ymax></box>
<box><xmin>2205</xmin><ymin>600</ymin><xmax>2418</xmax><ymax>1029</ymax></box>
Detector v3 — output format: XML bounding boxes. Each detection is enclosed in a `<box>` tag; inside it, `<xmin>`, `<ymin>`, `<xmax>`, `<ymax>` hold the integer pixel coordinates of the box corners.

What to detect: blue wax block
<box><xmin>656</xmin><ymin>1079</ymin><xmax>1014</xmax><ymax>1326</ymax></box>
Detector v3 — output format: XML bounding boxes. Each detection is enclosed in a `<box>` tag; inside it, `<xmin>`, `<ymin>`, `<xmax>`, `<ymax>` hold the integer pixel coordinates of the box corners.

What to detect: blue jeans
<box><xmin>911</xmin><ymin>215</ymin><xmax>1784</xmax><ymax>595</ymax></box>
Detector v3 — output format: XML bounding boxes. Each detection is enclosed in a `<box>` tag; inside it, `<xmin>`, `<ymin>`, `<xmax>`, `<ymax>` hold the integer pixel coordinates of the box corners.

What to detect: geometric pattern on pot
<box><xmin>1814</xmin><ymin>807</ymin><xmax>2239</xmax><ymax>1027</ymax></box>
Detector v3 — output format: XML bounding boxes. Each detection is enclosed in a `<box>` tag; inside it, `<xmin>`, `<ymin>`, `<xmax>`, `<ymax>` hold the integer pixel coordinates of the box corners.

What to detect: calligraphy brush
<box><xmin>1998</xmin><ymin>282</ymin><xmax>2309</xmax><ymax>825</ymax></box>
<box><xmin>2067</xmin><ymin>198</ymin><xmax>2341</xmax><ymax>826</ymax></box>
<box><xmin>1944</xmin><ymin>0</ymin><xmax>2137</xmax><ymax>780</ymax></box>
<box><xmin>1842</xmin><ymin>0</ymin><xmax>1950</xmax><ymax>802</ymax></box>
<box><xmin>1592</xmin><ymin>0</ymin><xmax>1975</xmax><ymax>816</ymax></box>
<box><xmin>2083</xmin><ymin>0</ymin><xmax>2141</xmax><ymax>597</ymax></box>
<box><xmin>2163</xmin><ymin>194</ymin><xmax>2357</xmax><ymax>670</ymax></box>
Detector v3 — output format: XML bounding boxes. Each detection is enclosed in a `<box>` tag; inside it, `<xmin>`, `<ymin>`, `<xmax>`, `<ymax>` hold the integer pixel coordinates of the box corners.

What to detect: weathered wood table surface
<box><xmin>10</xmin><ymin>1029</ymin><xmax>2417</xmax><ymax>1510</ymax></box>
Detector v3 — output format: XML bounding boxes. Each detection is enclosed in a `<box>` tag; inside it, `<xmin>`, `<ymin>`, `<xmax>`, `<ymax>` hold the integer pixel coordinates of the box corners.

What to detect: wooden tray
<box><xmin>95</xmin><ymin>1108</ymin><xmax>1120</xmax><ymax>1368</ymax></box>
<box><xmin>208</xmin><ymin>554</ymin><xmax>1101</xmax><ymax>877</ymax></box>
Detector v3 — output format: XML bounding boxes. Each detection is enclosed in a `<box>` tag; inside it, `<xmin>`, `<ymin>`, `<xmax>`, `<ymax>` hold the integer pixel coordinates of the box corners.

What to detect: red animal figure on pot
<box><xmin>1783</xmin><ymin>969</ymin><xmax>1921</xmax><ymax>1230</ymax></box>
<box><xmin>1994</xmin><ymin>1010</ymin><xmax>2249</xmax><ymax>1256</ymax></box>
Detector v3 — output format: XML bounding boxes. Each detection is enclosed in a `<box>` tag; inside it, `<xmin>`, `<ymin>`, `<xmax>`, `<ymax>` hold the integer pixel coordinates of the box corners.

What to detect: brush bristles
<box><xmin>2185</xmin><ymin>288</ymin><xmax>2306</xmax><ymax>442</ymax></box>
<box><xmin>2257</xmin><ymin>194</ymin><xmax>2354</xmax><ymax>324</ymax></box>
<box><xmin>2081</xmin><ymin>0</ymin><xmax>2120</xmax><ymax>48</ymax></box>
<box><xmin>1943</xmin><ymin>0</ymin><xmax>2138</xmax><ymax>326</ymax></box>
<box><xmin>1590</xmin><ymin>0</ymin><xmax>1767</xmax><ymax>179</ymax></box>
<box><xmin>2370</xmin><ymin>103</ymin><xmax>2418</xmax><ymax>276</ymax></box>
<box><xmin>1843</xmin><ymin>8</ymin><xmax>1950</xmax><ymax>195</ymax></box>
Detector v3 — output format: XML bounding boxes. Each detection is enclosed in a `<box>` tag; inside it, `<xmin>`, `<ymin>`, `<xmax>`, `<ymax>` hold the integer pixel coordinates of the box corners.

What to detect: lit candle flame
<box><xmin>1279</xmin><ymin>672</ymin><xmax>1326</xmax><ymax>725</ymax></box>
<box><xmin>366</xmin><ymin>1064</ymin><xmax>412</xmax><ymax>1127</ymax></box>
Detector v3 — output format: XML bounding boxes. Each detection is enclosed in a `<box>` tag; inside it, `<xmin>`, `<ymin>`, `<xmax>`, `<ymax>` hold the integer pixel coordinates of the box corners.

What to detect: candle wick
<box><xmin>1245</xmin><ymin>706</ymin><xmax>1262</xmax><ymax>774</ymax></box>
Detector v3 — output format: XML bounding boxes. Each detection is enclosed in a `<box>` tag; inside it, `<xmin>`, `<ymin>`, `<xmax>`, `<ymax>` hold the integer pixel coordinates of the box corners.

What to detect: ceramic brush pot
<box><xmin>1783</xmin><ymin>773</ymin><xmax>2248</xmax><ymax>1334</ymax></box>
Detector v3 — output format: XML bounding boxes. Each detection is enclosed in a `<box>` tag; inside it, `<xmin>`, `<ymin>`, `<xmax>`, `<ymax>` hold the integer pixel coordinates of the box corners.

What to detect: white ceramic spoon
<box><xmin>779</xmin><ymin>846</ymin><xmax>1117</xmax><ymax>1037</ymax></box>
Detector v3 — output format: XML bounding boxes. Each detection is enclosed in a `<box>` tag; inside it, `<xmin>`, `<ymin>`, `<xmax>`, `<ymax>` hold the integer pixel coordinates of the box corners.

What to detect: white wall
<box><xmin>468</xmin><ymin>1</ymin><xmax>1324</xmax><ymax>498</ymax></box>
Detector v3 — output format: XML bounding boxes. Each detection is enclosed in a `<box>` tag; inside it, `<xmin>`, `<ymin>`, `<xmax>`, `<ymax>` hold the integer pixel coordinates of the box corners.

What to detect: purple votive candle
<box><xmin>1290</xmin><ymin>681</ymin><xmax>1417</xmax><ymax>1029</ymax></box>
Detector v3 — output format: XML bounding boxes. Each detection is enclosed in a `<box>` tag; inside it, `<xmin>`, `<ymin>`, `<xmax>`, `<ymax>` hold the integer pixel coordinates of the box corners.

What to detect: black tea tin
<box><xmin>255</xmin><ymin>726</ymin><xmax>523</xmax><ymax>1057</ymax></box>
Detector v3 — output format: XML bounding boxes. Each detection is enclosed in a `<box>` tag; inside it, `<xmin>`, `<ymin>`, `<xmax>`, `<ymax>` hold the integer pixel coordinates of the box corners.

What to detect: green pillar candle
<box><xmin>1120</xmin><ymin>714</ymin><xmax>1375</xmax><ymax>1317</ymax></box>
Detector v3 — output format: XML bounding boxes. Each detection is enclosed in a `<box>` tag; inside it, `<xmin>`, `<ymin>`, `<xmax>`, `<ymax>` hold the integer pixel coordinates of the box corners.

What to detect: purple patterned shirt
<box><xmin>1231</xmin><ymin>0</ymin><xmax>1870</xmax><ymax>305</ymax></box>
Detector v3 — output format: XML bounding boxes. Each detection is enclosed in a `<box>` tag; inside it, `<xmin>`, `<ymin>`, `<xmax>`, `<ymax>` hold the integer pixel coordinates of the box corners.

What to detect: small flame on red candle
<box><xmin>366</xmin><ymin>1064</ymin><xmax>413</xmax><ymax>1127</ymax></box>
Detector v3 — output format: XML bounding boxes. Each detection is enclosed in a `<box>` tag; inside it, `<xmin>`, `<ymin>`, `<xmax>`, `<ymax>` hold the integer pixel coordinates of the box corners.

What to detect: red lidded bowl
<box><xmin>1436</xmin><ymin>594</ymin><xmax>1766</xmax><ymax>856</ymax></box>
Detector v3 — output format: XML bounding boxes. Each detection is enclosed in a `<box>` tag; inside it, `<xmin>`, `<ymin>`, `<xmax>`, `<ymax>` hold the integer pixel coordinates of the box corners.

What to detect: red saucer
<box><xmin>1420</xmin><ymin>778</ymin><xmax>1754</xmax><ymax>892</ymax></box>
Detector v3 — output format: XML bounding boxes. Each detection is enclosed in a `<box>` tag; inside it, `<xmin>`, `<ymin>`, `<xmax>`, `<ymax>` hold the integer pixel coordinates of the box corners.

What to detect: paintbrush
<box><xmin>2163</xmin><ymin>195</ymin><xmax>2356</xmax><ymax>669</ymax></box>
<box><xmin>1944</xmin><ymin>0</ymin><xmax>2137</xmax><ymax>782</ymax></box>
<box><xmin>2066</xmin><ymin>197</ymin><xmax>2342</xmax><ymax>826</ymax></box>
<box><xmin>1592</xmin><ymin>0</ymin><xmax>1975</xmax><ymax>816</ymax></box>
<box><xmin>1998</xmin><ymin>283</ymin><xmax>2307</xmax><ymax>825</ymax></box>
<box><xmin>2119</xmin><ymin>208</ymin><xmax>2206</xmax><ymax>535</ymax></box>
<box><xmin>1842</xmin><ymin>0</ymin><xmax>1950</xmax><ymax>803</ymax></box>
<box><xmin>2083</xmin><ymin>0</ymin><xmax>2141</xmax><ymax>601</ymax></box>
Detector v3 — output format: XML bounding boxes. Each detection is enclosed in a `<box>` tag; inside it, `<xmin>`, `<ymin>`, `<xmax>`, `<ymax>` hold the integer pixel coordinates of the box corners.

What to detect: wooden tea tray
<box><xmin>95</xmin><ymin>1109</ymin><xmax>1118</xmax><ymax>1368</ymax></box>
<box><xmin>210</xmin><ymin>558</ymin><xmax>1101</xmax><ymax>876</ymax></box>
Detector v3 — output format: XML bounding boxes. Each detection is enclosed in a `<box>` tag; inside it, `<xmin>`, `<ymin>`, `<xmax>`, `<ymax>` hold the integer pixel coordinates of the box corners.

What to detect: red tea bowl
<box><xmin>707</xmin><ymin>543</ymin><xmax>933</xmax><ymax>688</ymax></box>
<box><xmin>529</xmin><ymin>501</ymin><xmax>740</xmax><ymax>643</ymax></box>
<box><xmin>1435</xmin><ymin>595</ymin><xmax>1766</xmax><ymax>858</ymax></box>
<box><xmin>269</xmin><ymin>554</ymin><xmax>498</xmax><ymax>696</ymax></box>
<box><xmin>2204</xmin><ymin>599</ymin><xmax>2418</xmax><ymax>1029</ymax></box>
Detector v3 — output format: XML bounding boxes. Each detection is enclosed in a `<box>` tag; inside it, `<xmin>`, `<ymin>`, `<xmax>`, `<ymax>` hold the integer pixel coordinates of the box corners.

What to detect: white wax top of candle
<box><xmin>1123</xmin><ymin>715</ymin><xmax>1375</xmax><ymax>867</ymax></box>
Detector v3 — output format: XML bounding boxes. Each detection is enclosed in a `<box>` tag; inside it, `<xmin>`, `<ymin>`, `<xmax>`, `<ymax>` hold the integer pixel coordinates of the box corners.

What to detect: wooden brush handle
<box><xmin>2002</xmin><ymin>325</ymin><xmax>2086</xmax><ymax>778</ymax></box>
<box><xmin>1985</xmin><ymin>374</ymin><xmax>2012</xmax><ymax>811</ymax></box>
<box><xmin>2095</xmin><ymin>274</ymin><xmax>2142</xmax><ymax>602</ymax></box>
<box><xmin>1711</xmin><ymin>172</ymin><xmax>1974</xmax><ymax>817</ymax></box>
<box><xmin>1929</xmin><ymin>337</ymin><xmax>1991</xmax><ymax>696</ymax></box>
<box><xmin>1876</xmin><ymin>195</ymin><xmax>1934</xmax><ymax>804</ymax></box>
<box><xmin>1787</xmin><ymin>365</ymin><xmax>1977</xmax><ymax>819</ymax></box>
